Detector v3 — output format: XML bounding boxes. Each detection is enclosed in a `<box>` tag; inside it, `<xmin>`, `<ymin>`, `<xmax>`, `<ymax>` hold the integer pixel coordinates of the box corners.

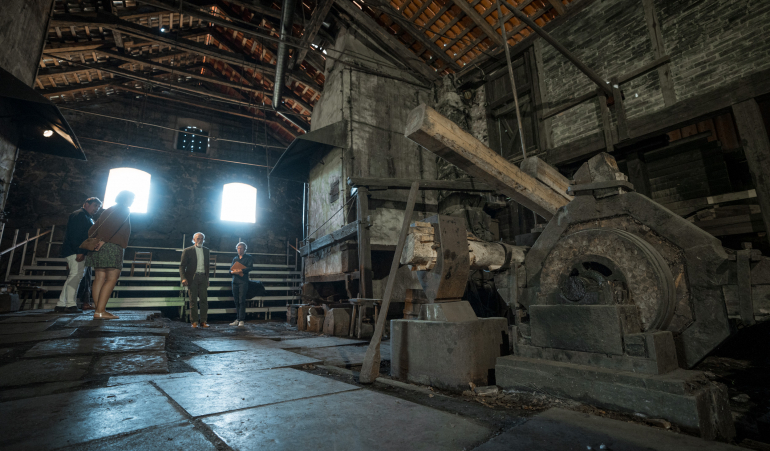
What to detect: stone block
<box><xmin>307</xmin><ymin>313</ymin><xmax>324</xmax><ymax>333</ymax></box>
<box><xmin>297</xmin><ymin>305</ymin><xmax>311</xmax><ymax>331</ymax></box>
<box><xmin>0</xmin><ymin>293</ymin><xmax>20</xmax><ymax>313</ymax></box>
<box><xmin>530</xmin><ymin>305</ymin><xmax>640</xmax><ymax>355</ymax></box>
<box><xmin>496</xmin><ymin>356</ymin><xmax>735</xmax><ymax>440</ymax></box>
<box><xmin>419</xmin><ymin>301</ymin><xmax>478</xmax><ymax>322</ymax></box>
<box><xmin>391</xmin><ymin>317</ymin><xmax>509</xmax><ymax>392</ymax></box>
<box><xmin>322</xmin><ymin>308</ymin><xmax>351</xmax><ymax>336</ymax></box>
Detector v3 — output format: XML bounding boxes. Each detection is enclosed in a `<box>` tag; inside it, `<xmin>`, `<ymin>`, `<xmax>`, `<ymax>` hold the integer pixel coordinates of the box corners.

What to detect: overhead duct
<box><xmin>272</xmin><ymin>0</ymin><xmax>297</xmax><ymax>110</ymax></box>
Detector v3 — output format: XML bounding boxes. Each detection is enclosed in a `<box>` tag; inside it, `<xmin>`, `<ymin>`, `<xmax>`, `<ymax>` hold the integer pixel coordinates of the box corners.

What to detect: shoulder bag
<box><xmin>79</xmin><ymin>209</ymin><xmax>129</xmax><ymax>252</ymax></box>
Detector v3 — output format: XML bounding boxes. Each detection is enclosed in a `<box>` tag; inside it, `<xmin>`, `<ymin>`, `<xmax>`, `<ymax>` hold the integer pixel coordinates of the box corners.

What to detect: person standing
<box><xmin>180</xmin><ymin>232</ymin><xmax>210</xmax><ymax>328</ymax></box>
<box><xmin>230</xmin><ymin>242</ymin><xmax>253</xmax><ymax>327</ymax></box>
<box><xmin>55</xmin><ymin>197</ymin><xmax>102</xmax><ymax>313</ymax></box>
<box><xmin>86</xmin><ymin>190</ymin><xmax>134</xmax><ymax>320</ymax></box>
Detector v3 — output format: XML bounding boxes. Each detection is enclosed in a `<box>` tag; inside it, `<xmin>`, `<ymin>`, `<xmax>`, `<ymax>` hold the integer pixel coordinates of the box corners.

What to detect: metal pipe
<box><xmin>273</xmin><ymin>0</ymin><xmax>297</xmax><ymax>110</ymax></box>
<box><xmin>496</xmin><ymin>0</ymin><xmax>527</xmax><ymax>159</ymax></box>
<box><xmin>503</xmin><ymin>0</ymin><xmax>612</xmax><ymax>96</ymax></box>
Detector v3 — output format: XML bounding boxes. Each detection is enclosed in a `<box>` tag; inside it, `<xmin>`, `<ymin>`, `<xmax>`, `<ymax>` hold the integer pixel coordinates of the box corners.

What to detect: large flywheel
<box><xmin>538</xmin><ymin>228</ymin><xmax>676</xmax><ymax>331</ymax></box>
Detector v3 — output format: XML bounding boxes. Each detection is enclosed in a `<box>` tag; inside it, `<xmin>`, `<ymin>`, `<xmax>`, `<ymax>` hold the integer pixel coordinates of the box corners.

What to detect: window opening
<box><xmin>103</xmin><ymin>168</ymin><xmax>151</xmax><ymax>213</ymax></box>
<box><xmin>221</xmin><ymin>183</ymin><xmax>257</xmax><ymax>223</ymax></box>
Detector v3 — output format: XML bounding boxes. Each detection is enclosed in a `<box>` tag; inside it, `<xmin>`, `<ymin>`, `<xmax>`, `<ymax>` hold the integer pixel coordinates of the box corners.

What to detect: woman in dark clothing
<box><xmin>86</xmin><ymin>190</ymin><xmax>134</xmax><ymax>320</ymax></box>
<box><xmin>230</xmin><ymin>241</ymin><xmax>254</xmax><ymax>327</ymax></box>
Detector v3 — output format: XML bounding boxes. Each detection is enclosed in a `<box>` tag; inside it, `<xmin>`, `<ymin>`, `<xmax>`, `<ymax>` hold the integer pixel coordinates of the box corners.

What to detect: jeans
<box><xmin>232</xmin><ymin>282</ymin><xmax>248</xmax><ymax>321</ymax></box>
<box><xmin>58</xmin><ymin>254</ymin><xmax>86</xmax><ymax>307</ymax></box>
<box><xmin>188</xmin><ymin>273</ymin><xmax>208</xmax><ymax>323</ymax></box>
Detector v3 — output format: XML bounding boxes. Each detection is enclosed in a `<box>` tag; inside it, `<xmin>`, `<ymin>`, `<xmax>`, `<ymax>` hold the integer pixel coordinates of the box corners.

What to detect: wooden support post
<box><xmin>597</xmin><ymin>91</ymin><xmax>614</xmax><ymax>152</ymax></box>
<box><xmin>733</xmin><ymin>99</ymin><xmax>770</xmax><ymax>240</ymax></box>
<box><xmin>360</xmin><ymin>182</ymin><xmax>420</xmax><ymax>384</ymax></box>
<box><xmin>357</xmin><ymin>187</ymin><xmax>373</xmax><ymax>299</ymax></box>
<box><xmin>5</xmin><ymin>230</ymin><xmax>18</xmax><ymax>281</ymax></box>
<box><xmin>642</xmin><ymin>0</ymin><xmax>676</xmax><ymax>106</ymax></box>
<box><xmin>20</xmin><ymin>233</ymin><xmax>29</xmax><ymax>276</ymax></box>
<box><xmin>737</xmin><ymin>248</ymin><xmax>754</xmax><ymax>326</ymax></box>
<box><xmin>405</xmin><ymin>104</ymin><xmax>569</xmax><ymax>219</ymax></box>
<box><xmin>611</xmin><ymin>77</ymin><xmax>629</xmax><ymax>142</ymax></box>
<box><xmin>626</xmin><ymin>152</ymin><xmax>652</xmax><ymax>197</ymax></box>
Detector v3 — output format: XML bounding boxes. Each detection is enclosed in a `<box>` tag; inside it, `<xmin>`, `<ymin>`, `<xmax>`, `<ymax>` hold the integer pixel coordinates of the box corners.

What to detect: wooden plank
<box><xmin>334</xmin><ymin>0</ymin><xmax>438</xmax><ymax>81</ymax></box>
<box><xmin>545</xmin><ymin>0</ymin><xmax>565</xmax><ymax>15</ymax></box>
<box><xmin>625</xmin><ymin>152</ymin><xmax>651</xmax><ymax>197</ymax></box>
<box><xmin>357</xmin><ymin>187</ymin><xmax>373</xmax><ymax>298</ymax></box>
<box><xmin>611</xmin><ymin>76</ymin><xmax>629</xmax><ymax>141</ymax></box>
<box><xmin>405</xmin><ymin>104</ymin><xmax>569</xmax><ymax>218</ymax></box>
<box><xmin>348</xmin><ymin>177</ymin><xmax>495</xmax><ymax>192</ymax></box>
<box><xmin>293</xmin><ymin>0</ymin><xmax>335</xmax><ymax>69</ymax></box>
<box><xmin>372</xmin><ymin>3</ymin><xmax>461</xmax><ymax>70</ymax></box>
<box><xmin>299</xmin><ymin>220</ymin><xmax>359</xmax><ymax>256</ymax></box>
<box><xmin>732</xmin><ymin>99</ymin><xmax>770</xmax><ymax>240</ymax></box>
<box><xmin>641</xmin><ymin>0</ymin><xmax>676</xmax><ymax>106</ymax></box>
<box><xmin>450</xmin><ymin>0</ymin><xmax>503</xmax><ymax>46</ymax></box>
<box><xmin>738</xmin><ymin>249</ymin><xmax>756</xmax><ymax>325</ymax></box>
<box><xmin>519</xmin><ymin>156</ymin><xmax>573</xmax><ymax>201</ymax></box>
<box><xmin>360</xmin><ymin>181</ymin><xmax>420</xmax><ymax>383</ymax></box>
<box><xmin>597</xmin><ymin>92</ymin><xmax>613</xmax><ymax>152</ymax></box>
<box><xmin>542</xmin><ymin>90</ymin><xmax>597</xmax><ymax>120</ymax></box>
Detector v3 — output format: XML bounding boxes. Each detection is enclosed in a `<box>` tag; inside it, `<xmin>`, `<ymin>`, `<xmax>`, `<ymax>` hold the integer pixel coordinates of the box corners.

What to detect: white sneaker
<box><xmin>229</xmin><ymin>320</ymin><xmax>239</xmax><ymax>326</ymax></box>
<box><xmin>238</xmin><ymin>321</ymin><xmax>245</xmax><ymax>327</ymax></box>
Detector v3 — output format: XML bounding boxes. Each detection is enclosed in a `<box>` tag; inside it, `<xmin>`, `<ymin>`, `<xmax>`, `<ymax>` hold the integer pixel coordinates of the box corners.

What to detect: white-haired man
<box><xmin>180</xmin><ymin>232</ymin><xmax>210</xmax><ymax>328</ymax></box>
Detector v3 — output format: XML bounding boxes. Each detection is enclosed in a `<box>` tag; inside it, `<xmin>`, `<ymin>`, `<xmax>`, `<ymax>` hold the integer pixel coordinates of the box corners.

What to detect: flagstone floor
<box><xmin>0</xmin><ymin>309</ymin><xmax>753</xmax><ymax>451</ymax></box>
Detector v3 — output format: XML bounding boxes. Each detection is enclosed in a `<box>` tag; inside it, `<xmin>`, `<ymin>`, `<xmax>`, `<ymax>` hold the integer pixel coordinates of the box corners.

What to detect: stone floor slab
<box><xmin>0</xmin><ymin>315</ymin><xmax>59</xmax><ymax>323</ymax></box>
<box><xmin>203</xmin><ymin>388</ymin><xmax>492</xmax><ymax>451</ymax></box>
<box><xmin>0</xmin><ymin>381</ymin><xmax>87</xmax><ymax>402</ymax></box>
<box><xmin>274</xmin><ymin>337</ymin><xmax>368</xmax><ymax>349</ymax></box>
<box><xmin>292</xmin><ymin>344</ymin><xmax>391</xmax><ymax>367</ymax></box>
<box><xmin>0</xmin><ymin>383</ymin><xmax>186</xmax><ymax>450</ymax></box>
<box><xmin>0</xmin><ymin>322</ymin><xmax>53</xmax><ymax>335</ymax></box>
<box><xmin>93</xmin><ymin>351</ymin><xmax>169</xmax><ymax>375</ymax></box>
<box><xmin>192</xmin><ymin>338</ymin><xmax>283</xmax><ymax>352</ymax></box>
<box><xmin>107</xmin><ymin>372</ymin><xmax>201</xmax><ymax>387</ymax></box>
<box><xmin>0</xmin><ymin>356</ymin><xmax>91</xmax><ymax>387</ymax></box>
<box><xmin>0</xmin><ymin>328</ymin><xmax>75</xmax><ymax>345</ymax></box>
<box><xmin>185</xmin><ymin>349</ymin><xmax>322</xmax><ymax>375</ymax></box>
<box><xmin>57</xmin><ymin>422</ymin><xmax>218</xmax><ymax>451</ymax></box>
<box><xmin>154</xmin><ymin>367</ymin><xmax>359</xmax><ymax>417</ymax></box>
<box><xmin>91</xmin><ymin>325</ymin><xmax>171</xmax><ymax>336</ymax></box>
<box><xmin>473</xmin><ymin>408</ymin><xmax>742</xmax><ymax>451</ymax></box>
<box><xmin>24</xmin><ymin>336</ymin><xmax>165</xmax><ymax>358</ymax></box>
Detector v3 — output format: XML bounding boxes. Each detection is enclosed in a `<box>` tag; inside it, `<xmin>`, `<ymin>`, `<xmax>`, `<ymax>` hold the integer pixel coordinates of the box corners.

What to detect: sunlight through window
<box><xmin>103</xmin><ymin>168</ymin><xmax>151</xmax><ymax>213</ymax></box>
<box><xmin>221</xmin><ymin>183</ymin><xmax>257</xmax><ymax>223</ymax></box>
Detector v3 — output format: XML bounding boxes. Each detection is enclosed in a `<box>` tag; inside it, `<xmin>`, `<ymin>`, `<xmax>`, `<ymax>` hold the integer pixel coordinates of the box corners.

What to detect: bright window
<box><xmin>103</xmin><ymin>168</ymin><xmax>151</xmax><ymax>213</ymax></box>
<box><xmin>221</xmin><ymin>183</ymin><xmax>257</xmax><ymax>223</ymax></box>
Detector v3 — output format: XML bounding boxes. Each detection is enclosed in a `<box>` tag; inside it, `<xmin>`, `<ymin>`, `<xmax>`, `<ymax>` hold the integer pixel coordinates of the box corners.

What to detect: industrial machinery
<box><xmin>396</xmin><ymin>104</ymin><xmax>770</xmax><ymax>440</ymax></box>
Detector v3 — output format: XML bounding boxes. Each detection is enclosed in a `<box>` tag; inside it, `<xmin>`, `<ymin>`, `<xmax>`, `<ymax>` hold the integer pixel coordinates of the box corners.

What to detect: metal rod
<box><xmin>496</xmin><ymin>0</ymin><xmax>527</xmax><ymax>159</ymax></box>
<box><xmin>19</xmin><ymin>233</ymin><xmax>29</xmax><ymax>276</ymax></box>
<box><xmin>31</xmin><ymin>228</ymin><xmax>41</xmax><ymax>266</ymax></box>
<box><xmin>5</xmin><ymin>230</ymin><xmax>18</xmax><ymax>281</ymax></box>
<box><xmin>46</xmin><ymin>225</ymin><xmax>55</xmax><ymax>258</ymax></box>
<box><xmin>503</xmin><ymin>0</ymin><xmax>612</xmax><ymax>96</ymax></box>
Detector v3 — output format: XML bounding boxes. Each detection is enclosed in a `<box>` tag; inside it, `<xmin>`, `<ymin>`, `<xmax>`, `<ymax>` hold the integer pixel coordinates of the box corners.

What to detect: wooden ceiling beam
<box><xmin>544</xmin><ymin>0</ymin><xmax>565</xmax><ymax>16</ymax></box>
<box><xmin>364</xmin><ymin>2</ymin><xmax>461</xmax><ymax>70</ymax></box>
<box><xmin>51</xmin><ymin>14</ymin><xmax>275</xmax><ymax>73</ymax></box>
<box><xmin>450</xmin><ymin>0</ymin><xmax>503</xmax><ymax>46</ymax></box>
<box><xmin>334</xmin><ymin>0</ymin><xmax>439</xmax><ymax>81</ymax></box>
<box><xmin>291</xmin><ymin>0</ymin><xmax>334</xmax><ymax>70</ymax></box>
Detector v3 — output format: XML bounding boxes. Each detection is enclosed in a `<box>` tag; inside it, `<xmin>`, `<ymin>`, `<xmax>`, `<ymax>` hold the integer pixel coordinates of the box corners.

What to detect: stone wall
<box><xmin>3</xmin><ymin>97</ymin><xmax>303</xmax><ymax>257</ymax></box>
<box><xmin>541</xmin><ymin>0</ymin><xmax>770</xmax><ymax>147</ymax></box>
<box><xmin>0</xmin><ymin>0</ymin><xmax>54</xmax><ymax>219</ymax></box>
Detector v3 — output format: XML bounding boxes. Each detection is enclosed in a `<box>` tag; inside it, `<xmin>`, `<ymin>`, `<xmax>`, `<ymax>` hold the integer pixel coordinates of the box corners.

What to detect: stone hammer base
<box><xmin>496</xmin><ymin>355</ymin><xmax>735</xmax><ymax>441</ymax></box>
<box><xmin>390</xmin><ymin>318</ymin><xmax>509</xmax><ymax>392</ymax></box>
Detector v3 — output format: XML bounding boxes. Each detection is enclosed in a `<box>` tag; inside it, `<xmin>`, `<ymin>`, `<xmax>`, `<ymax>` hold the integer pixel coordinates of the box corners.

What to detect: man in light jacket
<box><xmin>55</xmin><ymin>197</ymin><xmax>101</xmax><ymax>313</ymax></box>
<box><xmin>180</xmin><ymin>232</ymin><xmax>210</xmax><ymax>328</ymax></box>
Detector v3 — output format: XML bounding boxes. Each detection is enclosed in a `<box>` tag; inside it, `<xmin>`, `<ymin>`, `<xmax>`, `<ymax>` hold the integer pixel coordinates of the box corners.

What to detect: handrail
<box><xmin>0</xmin><ymin>231</ymin><xmax>51</xmax><ymax>257</ymax></box>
